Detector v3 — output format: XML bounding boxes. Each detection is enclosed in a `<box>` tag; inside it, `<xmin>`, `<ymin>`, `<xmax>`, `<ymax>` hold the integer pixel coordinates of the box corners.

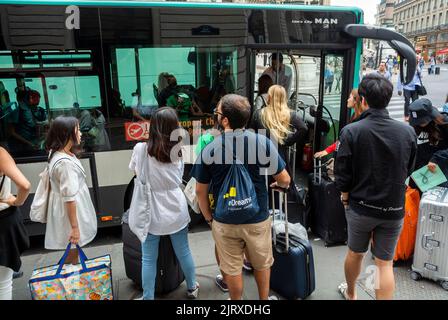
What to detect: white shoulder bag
<box><xmin>30</xmin><ymin>155</ymin><xmax>71</xmax><ymax>223</ymax></box>
<box><xmin>128</xmin><ymin>144</ymin><xmax>152</xmax><ymax>243</ymax></box>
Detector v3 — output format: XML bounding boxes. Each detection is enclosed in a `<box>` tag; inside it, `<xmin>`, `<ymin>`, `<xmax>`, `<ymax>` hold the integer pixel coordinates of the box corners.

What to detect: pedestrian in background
<box><xmin>397</xmin><ymin>61</ymin><xmax>422</xmax><ymax>121</ymax></box>
<box><xmin>0</xmin><ymin>145</ymin><xmax>30</xmax><ymax>300</ymax></box>
<box><xmin>335</xmin><ymin>73</ymin><xmax>417</xmax><ymax>300</ymax></box>
<box><xmin>44</xmin><ymin>116</ymin><xmax>97</xmax><ymax>264</ymax></box>
<box><xmin>374</xmin><ymin>62</ymin><xmax>392</xmax><ymax>81</ymax></box>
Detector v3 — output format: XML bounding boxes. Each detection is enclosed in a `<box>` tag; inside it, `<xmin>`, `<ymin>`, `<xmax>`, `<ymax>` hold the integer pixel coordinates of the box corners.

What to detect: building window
<box><xmin>434</xmin><ymin>0</ymin><xmax>438</xmax><ymax>9</ymax></box>
<box><xmin>427</xmin><ymin>16</ymin><xmax>430</xmax><ymax>28</ymax></box>
<box><xmin>433</xmin><ymin>14</ymin><xmax>437</xmax><ymax>26</ymax></box>
<box><xmin>440</xmin><ymin>13</ymin><xmax>443</xmax><ymax>25</ymax></box>
<box><xmin>446</xmin><ymin>11</ymin><xmax>448</xmax><ymax>24</ymax></box>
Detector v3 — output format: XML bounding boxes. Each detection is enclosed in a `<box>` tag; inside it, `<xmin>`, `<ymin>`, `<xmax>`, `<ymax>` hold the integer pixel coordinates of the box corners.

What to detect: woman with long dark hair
<box><xmin>129</xmin><ymin>107</ymin><xmax>198</xmax><ymax>300</ymax></box>
<box><xmin>0</xmin><ymin>145</ymin><xmax>30</xmax><ymax>300</ymax></box>
<box><xmin>44</xmin><ymin>116</ymin><xmax>97</xmax><ymax>263</ymax></box>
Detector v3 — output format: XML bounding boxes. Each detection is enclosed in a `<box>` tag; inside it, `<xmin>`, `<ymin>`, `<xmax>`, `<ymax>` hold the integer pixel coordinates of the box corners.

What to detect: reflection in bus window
<box><xmin>4</xmin><ymin>77</ymin><xmax>47</xmax><ymax>157</ymax></box>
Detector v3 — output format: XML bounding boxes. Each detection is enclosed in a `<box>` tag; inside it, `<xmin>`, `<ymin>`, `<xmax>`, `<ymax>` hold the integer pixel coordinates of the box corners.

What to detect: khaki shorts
<box><xmin>212</xmin><ymin>218</ymin><xmax>274</xmax><ymax>276</ymax></box>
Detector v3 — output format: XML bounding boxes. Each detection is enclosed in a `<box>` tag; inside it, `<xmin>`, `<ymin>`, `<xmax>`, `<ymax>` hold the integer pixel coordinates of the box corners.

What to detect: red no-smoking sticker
<box><xmin>124</xmin><ymin>121</ymin><xmax>150</xmax><ymax>141</ymax></box>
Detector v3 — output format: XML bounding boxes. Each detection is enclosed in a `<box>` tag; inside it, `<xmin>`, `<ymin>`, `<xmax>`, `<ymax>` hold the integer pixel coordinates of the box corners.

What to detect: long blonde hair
<box><xmin>261</xmin><ymin>85</ymin><xmax>291</xmax><ymax>145</ymax></box>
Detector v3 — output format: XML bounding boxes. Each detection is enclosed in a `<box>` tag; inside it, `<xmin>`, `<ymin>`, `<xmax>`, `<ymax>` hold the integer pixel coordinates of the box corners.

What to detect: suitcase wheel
<box><xmin>410</xmin><ymin>271</ymin><xmax>422</xmax><ymax>281</ymax></box>
<box><xmin>441</xmin><ymin>281</ymin><xmax>448</xmax><ymax>291</ymax></box>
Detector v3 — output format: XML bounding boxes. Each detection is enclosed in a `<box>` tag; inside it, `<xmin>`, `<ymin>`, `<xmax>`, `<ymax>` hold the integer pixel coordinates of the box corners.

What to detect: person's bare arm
<box><xmin>196</xmin><ymin>182</ymin><xmax>213</xmax><ymax>223</ymax></box>
<box><xmin>66</xmin><ymin>201</ymin><xmax>80</xmax><ymax>245</ymax></box>
<box><xmin>270</xmin><ymin>169</ymin><xmax>291</xmax><ymax>190</ymax></box>
<box><xmin>0</xmin><ymin>147</ymin><xmax>31</xmax><ymax>206</ymax></box>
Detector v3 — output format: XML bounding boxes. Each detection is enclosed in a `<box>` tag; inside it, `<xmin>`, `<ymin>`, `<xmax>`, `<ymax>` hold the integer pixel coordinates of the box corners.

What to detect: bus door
<box><xmin>313</xmin><ymin>52</ymin><xmax>347</xmax><ymax>156</ymax></box>
<box><xmin>252</xmin><ymin>50</ymin><xmax>322</xmax><ymax>178</ymax></box>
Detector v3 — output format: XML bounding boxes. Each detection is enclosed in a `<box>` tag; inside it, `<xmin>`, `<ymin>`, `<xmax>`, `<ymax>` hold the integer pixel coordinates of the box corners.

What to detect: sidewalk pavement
<box><xmin>12</xmin><ymin>229</ymin><xmax>448</xmax><ymax>300</ymax></box>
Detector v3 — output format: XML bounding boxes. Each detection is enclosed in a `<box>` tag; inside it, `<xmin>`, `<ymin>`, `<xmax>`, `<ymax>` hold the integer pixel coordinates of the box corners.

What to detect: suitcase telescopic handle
<box><xmin>313</xmin><ymin>158</ymin><xmax>322</xmax><ymax>184</ymax></box>
<box><xmin>272</xmin><ymin>188</ymin><xmax>289</xmax><ymax>252</ymax></box>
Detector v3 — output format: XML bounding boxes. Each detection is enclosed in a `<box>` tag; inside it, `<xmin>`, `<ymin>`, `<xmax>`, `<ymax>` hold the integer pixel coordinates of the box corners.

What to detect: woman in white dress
<box><xmin>44</xmin><ymin>116</ymin><xmax>97</xmax><ymax>264</ymax></box>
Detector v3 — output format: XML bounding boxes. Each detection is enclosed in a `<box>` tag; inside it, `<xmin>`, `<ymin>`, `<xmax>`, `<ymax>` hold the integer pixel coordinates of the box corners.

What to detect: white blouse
<box><xmin>45</xmin><ymin>152</ymin><xmax>97</xmax><ymax>250</ymax></box>
<box><xmin>129</xmin><ymin>143</ymin><xmax>190</xmax><ymax>236</ymax></box>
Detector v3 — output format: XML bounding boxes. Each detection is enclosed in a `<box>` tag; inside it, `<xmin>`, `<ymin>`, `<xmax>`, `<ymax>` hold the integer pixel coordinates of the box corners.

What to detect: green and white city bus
<box><xmin>0</xmin><ymin>0</ymin><xmax>416</xmax><ymax>235</ymax></box>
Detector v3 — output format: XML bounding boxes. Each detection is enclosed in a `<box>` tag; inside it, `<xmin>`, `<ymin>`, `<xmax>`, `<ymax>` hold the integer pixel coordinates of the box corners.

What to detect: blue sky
<box><xmin>330</xmin><ymin>0</ymin><xmax>381</xmax><ymax>25</ymax></box>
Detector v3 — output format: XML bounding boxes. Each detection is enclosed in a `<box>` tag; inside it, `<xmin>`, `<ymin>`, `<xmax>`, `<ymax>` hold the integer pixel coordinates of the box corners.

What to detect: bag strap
<box><xmin>138</xmin><ymin>143</ymin><xmax>152</xmax><ymax>190</ymax></box>
<box><xmin>0</xmin><ymin>175</ymin><xmax>5</xmax><ymax>193</ymax></box>
<box><xmin>49</xmin><ymin>155</ymin><xmax>85</xmax><ymax>178</ymax></box>
<box><xmin>260</xmin><ymin>95</ymin><xmax>268</xmax><ymax>108</ymax></box>
<box><xmin>417</xmin><ymin>70</ymin><xmax>423</xmax><ymax>86</ymax></box>
<box><xmin>56</xmin><ymin>243</ymin><xmax>88</xmax><ymax>274</ymax></box>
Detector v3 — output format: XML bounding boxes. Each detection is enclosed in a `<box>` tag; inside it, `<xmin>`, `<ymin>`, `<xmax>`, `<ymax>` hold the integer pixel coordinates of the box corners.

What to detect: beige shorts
<box><xmin>212</xmin><ymin>218</ymin><xmax>274</xmax><ymax>276</ymax></box>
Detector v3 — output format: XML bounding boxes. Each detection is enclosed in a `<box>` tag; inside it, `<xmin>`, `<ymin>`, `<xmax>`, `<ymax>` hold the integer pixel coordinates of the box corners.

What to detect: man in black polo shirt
<box><xmin>335</xmin><ymin>73</ymin><xmax>417</xmax><ymax>300</ymax></box>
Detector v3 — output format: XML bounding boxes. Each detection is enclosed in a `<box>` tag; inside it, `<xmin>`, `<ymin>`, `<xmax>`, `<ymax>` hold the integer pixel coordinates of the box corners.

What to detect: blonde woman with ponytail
<box><xmin>250</xmin><ymin>85</ymin><xmax>308</xmax><ymax>176</ymax></box>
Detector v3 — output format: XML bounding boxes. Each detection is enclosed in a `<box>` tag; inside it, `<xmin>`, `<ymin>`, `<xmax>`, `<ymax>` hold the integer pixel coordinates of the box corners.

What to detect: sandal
<box><xmin>338</xmin><ymin>282</ymin><xmax>356</xmax><ymax>300</ymax></box>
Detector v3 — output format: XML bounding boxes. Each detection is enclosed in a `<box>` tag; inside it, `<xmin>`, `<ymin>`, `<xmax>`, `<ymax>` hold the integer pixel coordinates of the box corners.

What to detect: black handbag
<box><xmin>416</xmin><ymin>72</ymin><xmax>427</xmax><ymax>96</ymax></box>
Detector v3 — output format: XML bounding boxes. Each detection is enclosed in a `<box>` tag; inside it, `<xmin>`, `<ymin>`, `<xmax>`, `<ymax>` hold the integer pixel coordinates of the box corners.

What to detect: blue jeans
<box><xmin>141</xmin><ymin>226</ymin><xmax>196</xmax><ymax>300</ymax></box>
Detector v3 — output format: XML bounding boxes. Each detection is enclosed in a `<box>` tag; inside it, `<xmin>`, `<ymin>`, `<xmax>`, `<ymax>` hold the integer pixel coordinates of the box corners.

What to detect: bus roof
<box><xmin>0</xmin><ymin>0</ymin><xmax>363</xmax><ymax>18</ymax></box>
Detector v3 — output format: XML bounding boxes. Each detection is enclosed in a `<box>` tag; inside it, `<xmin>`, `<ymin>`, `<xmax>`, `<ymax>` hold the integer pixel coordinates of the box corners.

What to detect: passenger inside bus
<box><xmin>6</xmin><ymin>77</ymin><xmax>47</xmax><ymax>157</ymax></box>
<box><xmin>262</xmin><ymin>53</ymin><xmax>293</xmax><ymax>98</ymax></box>
<box><xmin>130</xmin><ymin>89</ymin><xmax>154</xmax><ymax>121</ymax></box>
<box><xmin>75</xmin><ymin>103</ymin><xmax>111</xmax><ymax>152</ymax></box>
<box><xmin>210</xmin><ymin>67</ymin><xmax>235</xmax><ymax>110</ymax></box>
<box><xmin>253</xmin><ymin>74</ymin><xmax>274</xmax><ymax>111</ymax></box>
<box><xmin>159</xmin><ymin>75</ymin><xmax>205</xmax><ymax>118</ymax></box>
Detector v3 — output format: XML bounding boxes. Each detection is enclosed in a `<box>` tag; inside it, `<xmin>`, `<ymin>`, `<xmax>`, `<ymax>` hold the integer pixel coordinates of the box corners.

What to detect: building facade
<box><xmin>376</xmin><ymin>0</ymin><xmax>395</xmax><ymax>27</ymax></box>
<box><xmin>376</xmin><ymin>0</ymin><xmax>448</xmax><ymax>60</ymax></box>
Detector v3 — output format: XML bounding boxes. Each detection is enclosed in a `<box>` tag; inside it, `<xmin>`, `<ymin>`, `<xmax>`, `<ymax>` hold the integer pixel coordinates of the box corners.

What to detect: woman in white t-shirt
<box><xmin>0</xmin><ymin>146</ymin><xmax>30</xmax><ymax>300</ymax></box>
<box><xmin>44</xmin><ymin>116</ymin><xmax>97</xmax><ymax>264</ymax></box>
<box><xmin>129</xmin><ymin>107</ymin><xmax>198</xmax><ymax>300</ymax></box>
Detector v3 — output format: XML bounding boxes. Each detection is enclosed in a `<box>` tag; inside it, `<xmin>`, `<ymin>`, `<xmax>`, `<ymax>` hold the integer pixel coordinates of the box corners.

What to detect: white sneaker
<box><xmin>187</xmin><ymin>282</ymin><xmax>200</xmax><ymax>299</ymax></box>
<box><xmin>268</xmin><ymin>295</ymin><xmax>279</xmax><ymax>300</ymax></box>
<box><xmin>133</xmin><ymin>296</ymin><xmax>143</xmax><ymax>300</ymax></box>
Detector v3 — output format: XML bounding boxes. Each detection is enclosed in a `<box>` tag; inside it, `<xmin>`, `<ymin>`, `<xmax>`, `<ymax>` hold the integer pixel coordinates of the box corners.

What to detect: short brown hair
<box><xmin>219</xmin><ymin>94</ymin><xmax>251</xmax><ymax>129</ymax></box>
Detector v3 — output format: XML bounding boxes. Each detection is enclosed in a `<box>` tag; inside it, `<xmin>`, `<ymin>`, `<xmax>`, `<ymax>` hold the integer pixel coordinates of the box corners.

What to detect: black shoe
<box><xmin>13</xmin><ymin>271</ymin><xmax>23</xmax><ymax>279</ymax></box>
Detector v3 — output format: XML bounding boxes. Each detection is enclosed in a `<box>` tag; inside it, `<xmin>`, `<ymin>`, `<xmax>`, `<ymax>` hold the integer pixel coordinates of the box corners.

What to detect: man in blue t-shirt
<box><xmin>191</xmin><ymin>94</ymin><xmax>290</xmax><ymax>300</ymax></box>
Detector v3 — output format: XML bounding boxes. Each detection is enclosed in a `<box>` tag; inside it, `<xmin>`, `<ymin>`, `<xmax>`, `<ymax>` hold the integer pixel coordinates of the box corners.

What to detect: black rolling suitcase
<box><xmin>308</xmin><ymin>158</ymin><xmax>347</xmax><ymax>246</ymax></box>
<box><xmin>275</xmin><ymin>145</ymin><xmax>309</xmax><ymax>227</ymax></box>
<box><xmin>270</xmin><ymin>189</ymin><xmax>315</xmax><ymax>300</ymax></box>
<box><xmin>122</xmin><ymin>178</ymin><xmax>185</xmax><ymax>294</ymax></box>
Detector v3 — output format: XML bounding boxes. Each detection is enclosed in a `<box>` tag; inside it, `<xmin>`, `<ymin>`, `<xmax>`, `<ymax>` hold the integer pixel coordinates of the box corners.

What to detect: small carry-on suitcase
<box><xmin>411</xmin><ymin>187</ymin><xmax>448</xmax><ymax>291</ymax></box>
<box><xmin>270</xmin><ymin>189</ymin><xmax>316</xmax><ymax>300</ymax></box>
<box><xmin>122</xmin><ymin>221</ymin><xmax>185</xmax><ymax>293</ymax></box>
<box><xmin>308</xmin><ymin>158</ymin><xmax>347</xmax><ymax>246</ymax></box>
<box><xmin>285</xmin><ymin>145</ymin><xmax>309</xmax><ymax>227</ymax></box>
<box><xmin>394</xmin><ymin>187</ymin><xmax>420</xmax><ymax>261</ymax></box>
